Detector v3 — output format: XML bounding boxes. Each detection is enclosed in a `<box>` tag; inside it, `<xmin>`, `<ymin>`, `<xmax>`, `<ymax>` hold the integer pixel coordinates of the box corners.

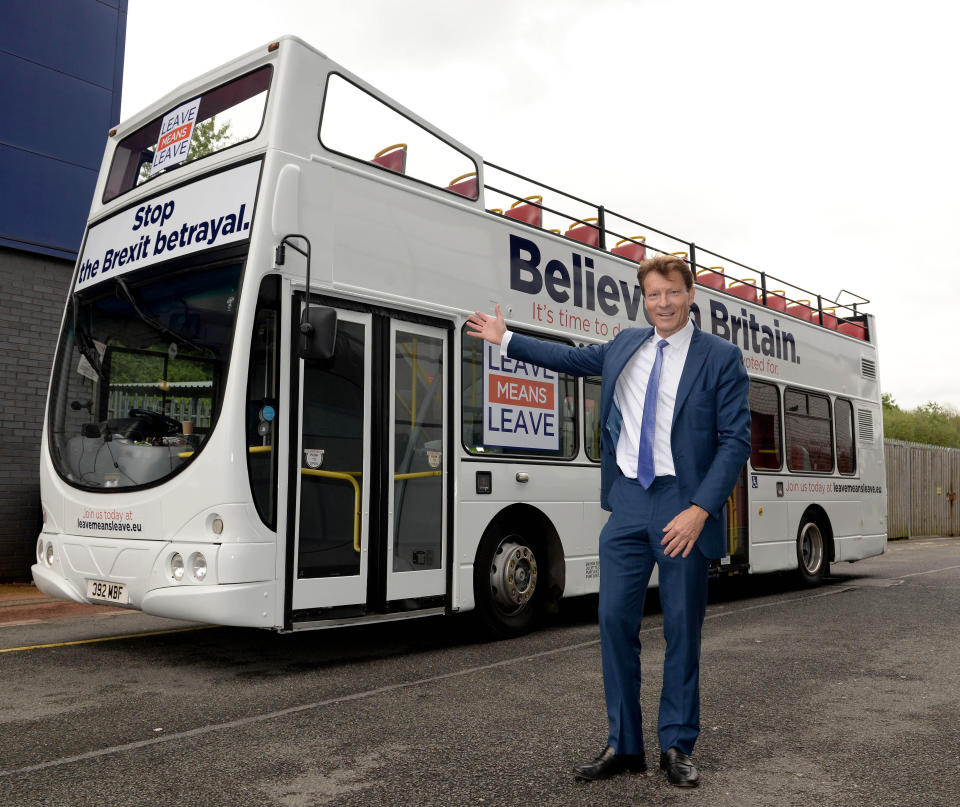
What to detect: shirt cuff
<box><xmin>501</xmin><ymin>330</ymin><xmax>514</xmax><ymax>355</ymax></box>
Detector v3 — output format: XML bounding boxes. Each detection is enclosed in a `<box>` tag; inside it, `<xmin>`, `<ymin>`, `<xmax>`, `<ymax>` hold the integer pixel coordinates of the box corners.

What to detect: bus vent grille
<box><xmin>858</xmin><ymin>409</ymin><xmax>875</xmax><ymax>442</ymax></box>
<box><xmin>861</xmin><ymin>358</ymin><xmax>877</xmax><ymax>379</ymax></box>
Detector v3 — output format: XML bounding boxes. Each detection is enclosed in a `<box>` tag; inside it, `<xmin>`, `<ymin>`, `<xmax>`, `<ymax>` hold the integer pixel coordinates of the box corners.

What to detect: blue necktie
<box><xmin>636</xmin><ymin>339</ymin><xmax>669</xmax><ymax>488</ymax></box>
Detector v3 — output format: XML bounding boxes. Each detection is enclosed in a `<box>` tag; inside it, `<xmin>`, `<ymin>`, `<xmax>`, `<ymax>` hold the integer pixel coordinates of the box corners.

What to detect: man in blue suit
<box><xmin>467</xmin><ymin>254</ymin><xmax>750</xmax><ymax>788</ymax></box>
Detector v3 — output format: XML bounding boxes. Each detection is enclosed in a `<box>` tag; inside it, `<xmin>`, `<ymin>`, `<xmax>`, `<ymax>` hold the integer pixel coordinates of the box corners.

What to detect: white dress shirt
<box><xmin>614</xmin><ymin>320</ymin><xmax>693</xmax><ymax>479</ymax></box>
<box><xmin>501</xmin><ymin>321</ymin><xmax>694</xmax><ymax>478</ymax></box>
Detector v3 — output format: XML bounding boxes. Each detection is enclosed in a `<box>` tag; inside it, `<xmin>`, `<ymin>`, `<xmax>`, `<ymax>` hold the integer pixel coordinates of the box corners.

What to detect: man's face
<box><xmin>643</xmin><ymin>269</ymin><xmax>695</xmax><ymax>338</ymax></box>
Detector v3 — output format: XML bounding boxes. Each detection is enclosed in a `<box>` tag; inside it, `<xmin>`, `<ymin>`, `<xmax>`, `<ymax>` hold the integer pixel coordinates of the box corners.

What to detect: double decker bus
<box><xmin>34</xmin><ymin>37</ymin><xmax>886</xmax><ymax>636</ymax></box>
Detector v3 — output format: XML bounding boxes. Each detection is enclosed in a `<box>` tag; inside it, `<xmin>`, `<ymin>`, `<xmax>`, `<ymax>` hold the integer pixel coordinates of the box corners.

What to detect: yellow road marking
<box><xmin>0</xmin><ymin>625</ymin><xmax>212</xmax><ymax>654</ymax></box>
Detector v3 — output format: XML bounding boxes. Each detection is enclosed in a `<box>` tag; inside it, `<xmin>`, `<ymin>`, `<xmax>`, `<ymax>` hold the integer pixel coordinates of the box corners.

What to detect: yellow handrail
<box><xmin>394</xmin><ymin>470</ymin><xmax>443</xmax><ymax>480</ymax></box>
<box><xmin>373</xmin><ymin>143</ymin><xmax>407</xmax><ymax>159</ymax></box>
<box><xmin>447</xmin><ymin>171</ymin><xmax>477</xmax><ymax>186</ymax></box>
<box><xmin>180</xmin><ymin>444</ymin><xmax>274</xmax><ymax>459</ymax></box>
<box><xmin>511</xmin><ymin>195</ymin><xmax>542</xmax><ymax>208</ymax></box>
<box><xmin>301</xmin><ymin>469</ymin><xmax>362</xmax><ymax>552</ymax></box>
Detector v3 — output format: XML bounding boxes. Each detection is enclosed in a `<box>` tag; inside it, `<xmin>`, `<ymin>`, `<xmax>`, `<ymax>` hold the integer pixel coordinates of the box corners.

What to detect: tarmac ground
<box><xmin>2</xmin><ymin>536</ymin><xmax>959</xmax><ymax>807</ymax></box>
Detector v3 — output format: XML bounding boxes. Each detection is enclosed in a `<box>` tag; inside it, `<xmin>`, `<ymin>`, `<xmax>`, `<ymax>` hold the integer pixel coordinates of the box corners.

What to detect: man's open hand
<box><xmin>466</xmin><ymin>304</ymin><xmax>506</xmax><ymax>345</ymax></box>
<box><xmin>661</xmin><ymin>504</ymin><xmax>709</xmax><ymax>558</ymax></box>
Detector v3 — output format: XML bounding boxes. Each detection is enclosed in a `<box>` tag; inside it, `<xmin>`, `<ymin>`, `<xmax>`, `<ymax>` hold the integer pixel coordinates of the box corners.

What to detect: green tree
<box><xmin>883</xmin><ymin>393</ymin><xmax>960</xmax><ymax>448</ymax></box>
<box><xmin>186</xmin><ymin>116</ymin><xmax>233</xmax><ymax>162</ymax></box>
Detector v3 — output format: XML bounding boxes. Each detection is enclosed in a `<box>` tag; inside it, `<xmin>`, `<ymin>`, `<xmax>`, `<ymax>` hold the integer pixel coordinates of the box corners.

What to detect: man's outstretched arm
<box><xmin>466</xmin><ymin>304</ymin><xmax>608</xmax><ymax>377</ymax></box>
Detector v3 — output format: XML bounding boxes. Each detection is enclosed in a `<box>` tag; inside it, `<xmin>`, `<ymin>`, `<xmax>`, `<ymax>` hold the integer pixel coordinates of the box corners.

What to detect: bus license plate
<box><xmin>86</xmin><ymin>579</ymin><xmax>129</xmax><ymax>604</ymax></box>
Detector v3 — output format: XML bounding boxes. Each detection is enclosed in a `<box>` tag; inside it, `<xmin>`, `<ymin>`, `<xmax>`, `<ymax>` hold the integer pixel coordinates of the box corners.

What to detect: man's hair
<box><xmin>637</xmin><ymin>254</ymin><xmax>694</xmax><ymax>294</ymax></box>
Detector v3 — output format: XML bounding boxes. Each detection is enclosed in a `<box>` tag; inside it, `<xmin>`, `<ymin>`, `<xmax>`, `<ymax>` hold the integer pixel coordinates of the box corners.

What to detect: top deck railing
<box><xmin>482</xmin><ymin>160</ymin><xmax>871</xmax><ymax>342</ymax></box>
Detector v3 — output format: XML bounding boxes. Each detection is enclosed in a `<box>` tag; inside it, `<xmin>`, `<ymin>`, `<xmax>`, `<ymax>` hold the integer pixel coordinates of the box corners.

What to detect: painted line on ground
<box><xmin>895</xmin><ymin>563</ymin><xmax>960</xmax><ymax>579</ymax></box>
<box><xmin>0</xmin><ymin>625</ymin><xmax>212</xmax><ymax>654</ymax></box>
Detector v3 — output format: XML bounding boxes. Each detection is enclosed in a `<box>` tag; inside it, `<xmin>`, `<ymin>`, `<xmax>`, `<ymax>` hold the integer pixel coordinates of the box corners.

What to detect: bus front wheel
<box><xmin>473</xmin><ymin>532</ymin><xmax>541</xmax><ymax>638</ymax></box>
<box><xmin>796</xmin><ymin>518</ymin><xmax>829</xmax><ymax>585</ymax></box>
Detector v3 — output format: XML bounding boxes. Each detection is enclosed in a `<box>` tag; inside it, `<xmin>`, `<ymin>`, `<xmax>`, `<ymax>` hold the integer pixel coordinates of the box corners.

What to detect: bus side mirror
<box><xmin>298</xmin><ymin>306</ymin><xmax>337</xmax><ymax>360</ymax></box>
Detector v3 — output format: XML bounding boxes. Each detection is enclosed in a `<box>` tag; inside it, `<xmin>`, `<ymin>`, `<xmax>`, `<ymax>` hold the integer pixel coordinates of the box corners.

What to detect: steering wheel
<box><xmin>128</xmin><ymin>408</ymin><xmax>183</xmax><ymax>436</ymax></box>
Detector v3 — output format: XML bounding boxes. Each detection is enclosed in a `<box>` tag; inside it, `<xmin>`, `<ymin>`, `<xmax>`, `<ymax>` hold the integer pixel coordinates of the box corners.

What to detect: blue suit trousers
<box><xmin>599</xmin><ymin>474</ymin><xmax>710</xmax><ymax>756</ymax></box>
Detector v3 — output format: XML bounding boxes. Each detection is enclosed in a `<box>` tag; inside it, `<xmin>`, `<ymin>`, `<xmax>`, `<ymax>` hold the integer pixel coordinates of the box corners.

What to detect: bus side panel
<box><xmin>748</xmin><ymin>499</ymin><xmax>795</xmax><ymax>574</ymax></box>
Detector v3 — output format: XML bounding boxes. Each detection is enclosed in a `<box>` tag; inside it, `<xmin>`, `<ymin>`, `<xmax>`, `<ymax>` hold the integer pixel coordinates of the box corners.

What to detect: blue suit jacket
<box><xmin>506</xmin><ymin>324</ymin><xmax>751</xmax><ymax>559</ymax></box>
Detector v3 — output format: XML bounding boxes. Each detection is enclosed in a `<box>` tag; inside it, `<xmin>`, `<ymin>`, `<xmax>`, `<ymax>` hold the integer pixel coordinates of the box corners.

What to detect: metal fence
<box><xmin>885</xmin><ymin>439</ymin><xmax>960</xmax><ymax>538</ymax></box>
<box><xmin>107</xmin><ymin>385</ymin><xmax>213</xmax><ymax>430</ymax></box>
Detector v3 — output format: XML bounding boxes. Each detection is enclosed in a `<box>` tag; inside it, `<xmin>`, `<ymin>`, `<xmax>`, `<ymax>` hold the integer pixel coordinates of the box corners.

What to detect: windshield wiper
<box><xmin>71</xmin><ymin>294</ymin><xmax>103</xmax><ymax>378</ymax></box>
<box><xmin>115</xmin><ymin>277</ymin><xmax>210</xmax><ymax>356</ymax></box>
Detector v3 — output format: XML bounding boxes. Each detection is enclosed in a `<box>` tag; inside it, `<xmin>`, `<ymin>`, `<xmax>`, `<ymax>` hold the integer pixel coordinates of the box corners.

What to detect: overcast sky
<box><xmin>122</xmin><ymin>0</ymin><xmax>960</xmax><ymax>410</ymax></box>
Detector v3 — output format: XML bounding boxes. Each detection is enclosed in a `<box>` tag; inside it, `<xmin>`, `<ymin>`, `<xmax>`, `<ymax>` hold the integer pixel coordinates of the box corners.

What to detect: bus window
<box><xmin>104</xmin><ymin>66</ymin><xmax>272</xmax><ymax>202</ymax></box>
<box><xmin>749</xmin><ymin>380</ymin><xmax>782</xmax><ymax>470</ymax></box>
<box><xmin>584</xmin><ymin>377</ymin><xmax>602</xmax><ymax>461</ymax></box>
<box><xmin>393</xmin><ymin>329</ymin><xmax>444</xmax><ymax>573</ymax></box>
<box><xmin>47</xmin><ymin>262</ymin><xmax>241</xmax><ymax>490</ymax></box>
<box><xmin>835</xmin><ymin>397</ymin><xmax>856</xmax><ymax>475</ymax></box>
<box><xmin>784</xmin><ymin>388</ymin><xmax>834</xmax><ymax>473</ymax></box>
<box><xmin>246</xmin><ymin>275</ymin><xmax>281</xmax><ymax>528</ymax></box>
<box><xmin>460</xmin><ymin>324</ymin><xmax>577</xmax><ymax>459</ymax></box>
<box><xmin>320</xmin><ymin>73</ymin><xmax>478</xmax><ymax>198</ymax></box>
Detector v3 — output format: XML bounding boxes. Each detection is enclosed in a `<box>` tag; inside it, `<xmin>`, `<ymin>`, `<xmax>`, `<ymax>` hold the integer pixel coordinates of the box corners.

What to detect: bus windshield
<box><xmin>47</xmin><ymin>261</ymin><xmax>242</xmax><ymax>490</ymax></box>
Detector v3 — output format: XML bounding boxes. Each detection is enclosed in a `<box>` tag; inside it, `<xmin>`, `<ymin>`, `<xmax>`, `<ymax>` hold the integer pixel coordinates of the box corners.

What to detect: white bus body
<box><xmin>34</xmin><ymin>37</ymin><xmax>886</xmax><ymax>635</ymax></box>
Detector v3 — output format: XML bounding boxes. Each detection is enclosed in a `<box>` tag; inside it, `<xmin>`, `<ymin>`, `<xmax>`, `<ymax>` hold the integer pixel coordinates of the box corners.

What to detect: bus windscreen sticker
<box><xmin>483</xmin><ymin>343</ymin><xmax>559</xmax><ymax>451</ymax></box>
<box><xmin>75</xmin><ymin>161</ymin><xmax>259</xmax><ymax>292</ymax></box>
<box><xmin>150</xmin><ymin>98</ymin><xmax>202</xmax><ymax>176</ymax></box>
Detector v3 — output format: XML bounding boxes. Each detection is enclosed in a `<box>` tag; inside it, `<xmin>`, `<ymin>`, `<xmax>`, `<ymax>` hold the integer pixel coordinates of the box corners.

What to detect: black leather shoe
<box><xmin>659</xmin><ymin>747</ymin><xmax>700</xmax><ymax>787</ymax></box>
<box><xmin>573</xmin><ymin>745</ymin><xmax>647</xmax><ymax>780</ymax></box>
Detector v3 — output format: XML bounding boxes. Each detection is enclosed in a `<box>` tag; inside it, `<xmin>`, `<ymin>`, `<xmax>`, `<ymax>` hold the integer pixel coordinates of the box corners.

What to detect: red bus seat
<box><xmin>446</xmin><ymin>172</ymin><xmax>477</xmax><ymax>198</ymax></box>
<box><xmin>839</xmin><ymin>321</ymin><xmax>866</xmax><ymax>339</ymax></box>
<box><xmin>504</xmin><ymin>195</ymin><xmax>543</xmax><ymax>227</ymax></box>
<box><xmin>727</xmin><ymin>279</ymin><xmax>758</xmax><ymax>302</ymax></box>
<box><xmin>787</xmin><ymin>299</ymin><xmax>812</xmax><ymax>321</ymax></box>
<box><xmin>696</xmin><ymin>267</ymin><xmax>725</xmax><ymax>290</ymax></box>
<box><xmin>820</xmin><ymin>308</ymin><xmax>838</xmax><ymax>330</ymax></box>
<box><xmin>765</xmin><ymin>289</ymin><xmax>787</xmax><ymax>312</ymax></box>
<box><xmin>789</xmin><ymin>445</ymin><xmax>812</xmax><ymax>472</ymax></box>
<box><xmin>611</xmin><ymin>236</ymin><xmax>646</xmax><ymax>262</ymax></box>
<box><xmin>564</xmin><ymin>217</ymin><xmax>600</xmax><ymax>247</ymax></box>
<box><xmin>371</xmin><ymin>143</ymin><xmax>407</xmax><ymax>174</ymax></box>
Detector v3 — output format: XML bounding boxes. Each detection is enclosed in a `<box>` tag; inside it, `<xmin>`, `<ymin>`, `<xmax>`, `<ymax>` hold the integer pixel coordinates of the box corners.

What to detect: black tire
<box><xmin>473</xmin><ymin>531</ymin><xmax>542</xmax><ymax>638</ymax></box>
<box><xmin>796</xmin><ymin>517</ymin><xmax>829</xmax><ymax>585</ymax></box>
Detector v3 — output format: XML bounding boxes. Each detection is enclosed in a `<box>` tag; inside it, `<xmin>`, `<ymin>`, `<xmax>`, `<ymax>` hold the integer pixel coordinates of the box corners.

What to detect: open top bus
<box><xmin>35</xmin><ymin>37</ymin><xmax>885</xmax><ymax>635</ymax></box>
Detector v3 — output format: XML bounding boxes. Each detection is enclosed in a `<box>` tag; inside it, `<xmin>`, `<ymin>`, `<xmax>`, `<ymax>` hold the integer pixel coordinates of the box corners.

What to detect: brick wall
<box><xmin>0</xmin><ymin>246</ymin><xmax>73</xmax><ymax>580</ymax></box>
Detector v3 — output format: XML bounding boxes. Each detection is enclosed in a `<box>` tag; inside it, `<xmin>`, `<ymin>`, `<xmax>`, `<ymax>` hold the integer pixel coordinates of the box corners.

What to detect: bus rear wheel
<box><xmin>796</xmin><ymin>518</ymin><xmax>829</xmax><ymax>585</ymax></box>
<box><xmin>473</xmin><ymin>532</ymin><xmax>541</xmax><ymax>638</ymax></box>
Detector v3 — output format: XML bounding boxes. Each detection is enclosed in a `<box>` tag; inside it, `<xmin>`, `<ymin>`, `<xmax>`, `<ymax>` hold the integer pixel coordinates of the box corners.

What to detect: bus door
<box><xmin>291</xmin><ymin>305</ymin><xmax>448</xmax><ymax>615</ymax></box>
<box><xmin>293</xmin><ymin>309</ymin><xmax>372</xmax><ymax>610</ymax></box>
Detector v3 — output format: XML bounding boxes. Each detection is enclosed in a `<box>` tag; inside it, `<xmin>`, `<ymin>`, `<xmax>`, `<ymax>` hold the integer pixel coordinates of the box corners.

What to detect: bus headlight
<box><xmin>190</xmin><ymin>552</ymin><xmax>208</xmax><ymax>582</ymax></box>
<box><xmin>45</xmin><ymin>541</ymin><xmax>55</xmax><ymax>567</ymax></box>
<box><xmin>170</xmin><ymin>552</ymin><xmax>185</xmax><ymax>582</ymax></box>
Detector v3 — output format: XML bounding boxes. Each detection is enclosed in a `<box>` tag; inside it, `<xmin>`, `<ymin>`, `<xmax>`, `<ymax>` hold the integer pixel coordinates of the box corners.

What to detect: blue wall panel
<box><xmin>0</xmin><ymin>0</ymin><xmax>123</xmax><ymax>94</ymax></box>
<box><xmin>0</xmin><ymin>0</ymin><xmax>127</xmax><ymax>259</ymax></box>
<box><xmin>0</xmin><ymin>52</ymin><xmax>112</xmax><ymax>169</ymax></box>
<box><xmin>0</xmin><ymin>144</ymin><xmax>96</xmax><ymax>256</ymax></box>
